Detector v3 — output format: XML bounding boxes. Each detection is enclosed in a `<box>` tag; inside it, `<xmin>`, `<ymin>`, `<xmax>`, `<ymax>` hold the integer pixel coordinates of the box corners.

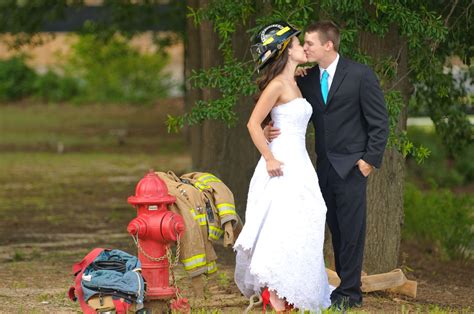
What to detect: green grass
<box><xmin>0</xmin><ymin>103</ymin><xmax>190</xmax><ymax>243</ymax></box>
<box><xmin>0</xmin><ymin>103</ymin><xmax>186</xmax><ymax>153</ymax></box>
<box><xmin>0</xmin><ymin>151</ymin><xmax>191</xmax><ymax>240</ymax></box>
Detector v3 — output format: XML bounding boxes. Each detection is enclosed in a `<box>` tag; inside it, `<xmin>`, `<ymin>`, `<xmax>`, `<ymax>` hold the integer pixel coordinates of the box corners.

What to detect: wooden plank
<box><xmin>361</xmin><ymin>269</ymin><xmax>407</xmax><ymax>292</ymax></box>
<box><xmin>326</xmin><ymin>268</ymin><xmax>417</xmax><ymax>298</ymax></box>
<box><xmin>326</xmin><ymin>268</ymin><xmax>340</xmax><ymax>287</ymax></box>
<box><xmin>388</xmin><ymin>280</ymin><xmax>418</xmax><ymax>298</ymax></box>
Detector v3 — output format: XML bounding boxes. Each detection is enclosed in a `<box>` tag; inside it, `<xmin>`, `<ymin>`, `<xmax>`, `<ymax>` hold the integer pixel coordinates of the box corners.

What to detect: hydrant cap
<box><xmin>128</xmin><ymin>170</ymin><xmax>176</xmax><ymax>205</ymax></box>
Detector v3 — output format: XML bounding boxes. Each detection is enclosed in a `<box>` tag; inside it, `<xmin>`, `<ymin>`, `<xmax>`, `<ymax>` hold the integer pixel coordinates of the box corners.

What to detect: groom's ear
<box><xmin>325</xmin><ymin>40</ymin><xmax>335</xmax><ymax>51</ymax></box>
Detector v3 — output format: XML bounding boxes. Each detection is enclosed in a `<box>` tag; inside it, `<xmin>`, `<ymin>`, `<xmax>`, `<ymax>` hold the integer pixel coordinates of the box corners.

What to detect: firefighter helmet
<box><xmin>250</xmin><ymin>22</ymin><xmax>301</xmax><ymax>71</ymax></box>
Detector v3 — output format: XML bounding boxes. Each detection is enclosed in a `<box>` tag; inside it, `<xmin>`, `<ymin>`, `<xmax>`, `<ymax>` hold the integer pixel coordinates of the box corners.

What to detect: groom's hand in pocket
<box><xmin>263</xmin><ymin>121</ymin><xmax>281</xmax><ymax>143</ymax></box>
<box><xmin>357</xmin><ymin>159</ymin><xmax>373</xmax><ymax>177</ymax></box>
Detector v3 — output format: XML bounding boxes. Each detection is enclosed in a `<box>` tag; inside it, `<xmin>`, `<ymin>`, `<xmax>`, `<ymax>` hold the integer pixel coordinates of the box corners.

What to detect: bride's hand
<box><xmin>266</xmin><ymin>158</ymin><xmax>284</xmax><ymax>177</ymax></box>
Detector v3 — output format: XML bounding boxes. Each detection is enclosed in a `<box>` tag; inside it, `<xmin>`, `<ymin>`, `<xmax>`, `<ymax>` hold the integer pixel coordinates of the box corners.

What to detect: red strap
<box><xmin>112</xmin><ymin>299</ymin><xmax>131</xmax><ymax>314</ymax></box>
<box><xmin>71</xmin><ymin>248</ymin><xmax>106</xmax><ymax>314</ymax></box>
<box><xmin>72</xmin><ymin>248</ymin><xmax>105</xmax><ymax>275</ymax></box>
<box><xmin>68</xmin><ymin>287</ymin><xmax>76</xmax><ymax>301</ymax></box>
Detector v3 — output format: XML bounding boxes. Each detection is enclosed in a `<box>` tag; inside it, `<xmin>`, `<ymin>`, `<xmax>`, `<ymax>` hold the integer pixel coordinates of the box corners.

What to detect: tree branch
<box><xmin>449</xmin><ymin>0</ymin><xmax>474</xmax><ymax>31</ymax></box>
<box><xmin>444</xmin><ymin>0</ymin><xmax>459</xmax><ymax>27</ymax></box>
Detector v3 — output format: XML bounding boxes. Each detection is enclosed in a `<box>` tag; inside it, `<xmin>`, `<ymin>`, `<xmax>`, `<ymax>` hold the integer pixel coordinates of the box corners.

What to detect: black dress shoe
<box><xmin>330</xmin><ymin>296</ymin><xmax>362</xmax><ymax>311</ymax></box>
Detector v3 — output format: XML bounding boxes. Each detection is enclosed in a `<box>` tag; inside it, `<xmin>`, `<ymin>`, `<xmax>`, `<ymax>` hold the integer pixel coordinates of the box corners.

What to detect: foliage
<box><xmin>407</xmin><ymin>126</ymin><xmax>474</xmax><ymax>187</ymax></box>
<box><xmin>413</xmin><ymin>63</ymin><xmax>473</xmax><ymax>158</ymax></box>
<box><xmin>0</xmin><ymin>37</ymin><xmax>170</xmax><ymax>105</ymax></box>
<box><xmin>0</xmin><ymin>0</ymin><xmax>184</xmax><ymax>104</ymax></box>
<box><xmin>0</xmin><ymin>56</ymin><xmax>37</xmax><ymax>101</ymax></box>
<box><xmin>0</xmin><ymin>0</ymin><xmax>184</xmax><ymax>48</ymax></box>
<box><xmin>33</xmin><ymin>71</ymin><xmax>80</xmax><ymax>103</ymax></box>
<box><xmin>78</xmin><ymin>0</ymin><xmax>185</xmax><ymax>53</ymax></box>
<box><xmin>65</xmin><ymin>34</ymin><xmax>170</xmax><ymax>105</ymax></box>
<box><xmin>403</xmin><ymin>182</ymin><xmax>474</xmax><ymax>260</ymax></box>
<box><xmin>385</xmin><ymin>91</ymin><xmax>431</xmax><ymax>163</ymax></box>
<box><xmin>170</xmin><ymin>0</ymin><xmax>473</xmax><ymax>163</ymax></box>
<box><xmin>168</xmin><ymin>1</ymin><xmax>257</xmax><ymax>132</ymax></box>
<box><xmin>0</xmin><ymin>0</ymin><xmax>83</xmax><ymax>47</ymax></box>
<box><xmin>167</xmin><ymin>62</ymin><xmax>255</xmax><ymax>132</ymax></box>
<box><xmin>2</xmin><ymin>0</ymin><xmax>471</xmax><ymax>156</ymax></box>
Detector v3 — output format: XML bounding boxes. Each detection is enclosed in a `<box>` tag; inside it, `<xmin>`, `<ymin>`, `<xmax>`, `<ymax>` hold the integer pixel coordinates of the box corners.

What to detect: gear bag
<box><xmin>68</xmin><ymin>248</ymin><xmax>144</xmax><ymax>314</ymax></box>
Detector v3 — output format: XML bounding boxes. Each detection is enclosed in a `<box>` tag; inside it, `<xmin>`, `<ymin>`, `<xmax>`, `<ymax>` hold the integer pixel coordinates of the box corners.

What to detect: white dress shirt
<box><xmin>319</xmin><ymin>53</ymin><xmax>340</xmax><ymax>91</ymax></box>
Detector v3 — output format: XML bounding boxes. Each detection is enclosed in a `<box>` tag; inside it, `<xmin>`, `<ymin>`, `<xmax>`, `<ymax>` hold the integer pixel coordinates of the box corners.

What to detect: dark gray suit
<box><xmin>297</xmin><ymin>56</ymin><xmax>389</xmax><ymax>304</ymax></box>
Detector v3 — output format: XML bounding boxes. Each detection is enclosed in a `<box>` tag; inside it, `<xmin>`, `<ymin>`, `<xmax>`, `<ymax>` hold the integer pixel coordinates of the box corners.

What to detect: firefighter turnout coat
<box><xmin>156</xmin><ymin>171</ymin><xmax>242</xmax><ymax>278</ymax></box>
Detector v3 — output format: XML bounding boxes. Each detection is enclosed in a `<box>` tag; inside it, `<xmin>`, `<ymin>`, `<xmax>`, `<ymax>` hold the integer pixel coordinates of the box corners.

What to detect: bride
<box><xmin>233</xmin><ymin>22</ymin><xmax>332</xmax><ymax>312</ymax></box>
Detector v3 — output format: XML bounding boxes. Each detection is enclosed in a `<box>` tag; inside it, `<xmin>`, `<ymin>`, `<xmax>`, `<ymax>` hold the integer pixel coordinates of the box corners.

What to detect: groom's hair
<box><xmin>306</xmin><ymin>20</ymin><xmax>340</xmax><ymax>52</ymax></box>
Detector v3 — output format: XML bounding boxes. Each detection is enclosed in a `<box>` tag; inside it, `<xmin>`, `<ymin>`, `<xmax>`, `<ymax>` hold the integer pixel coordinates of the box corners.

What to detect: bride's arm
<box><xmin>247</xmin><ymin>80</ymin><xmax>284</xmax><ymax>177</ymax></box>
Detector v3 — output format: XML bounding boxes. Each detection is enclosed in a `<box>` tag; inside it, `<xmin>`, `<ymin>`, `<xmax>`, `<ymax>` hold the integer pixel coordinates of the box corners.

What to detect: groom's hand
<box><xmin>295</xmin><ymin>66</ymin><xmax>310</xmax><ymax>77</ymax></box>
<box><xmin>357</xmin><ymin>159</ymin><xmax>373</xmax><ymax>177</ymax></box>
<box><xmin>263</xmin><ymin>121</ymin><xmax>281</xmax><ymax>142</ymax></box>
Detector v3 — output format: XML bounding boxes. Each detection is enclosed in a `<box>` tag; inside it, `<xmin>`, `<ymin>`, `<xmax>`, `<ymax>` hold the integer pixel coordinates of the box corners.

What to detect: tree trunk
<box><xmin>357</xmin><ymin>23</ymin><xmax>411</xmax><ymax>274</ymax></box>
<box><xmin>184</xmin><ymin>0</ymin><xmax>258</xmax><ymax>215</ymax></box>
<box><xmin>184</xmin><ymin>0</ymin><xmax>202</xmax><ymax>160</ymax></box>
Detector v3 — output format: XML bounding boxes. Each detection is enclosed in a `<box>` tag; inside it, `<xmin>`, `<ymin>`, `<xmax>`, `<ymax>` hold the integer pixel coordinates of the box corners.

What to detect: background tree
<box><xmin>171</xmin><ymin>0</ymin><xmax>472</xmax><ymax>274</ymax></box>
<box><xmin>1</xmin><ymin>0</ymin><xmax>471</xmax><ymax>273</ymax></box>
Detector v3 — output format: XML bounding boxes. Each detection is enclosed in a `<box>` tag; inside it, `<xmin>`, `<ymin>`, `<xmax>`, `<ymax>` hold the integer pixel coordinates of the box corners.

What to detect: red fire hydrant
<box><xmin>127</xmin><ymin>170</ymin><xmax>186</xmax><ymax>301</ymax></box>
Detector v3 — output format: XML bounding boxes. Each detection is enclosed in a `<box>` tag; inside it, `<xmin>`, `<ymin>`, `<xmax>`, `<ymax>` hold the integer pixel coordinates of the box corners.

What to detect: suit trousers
<box><xmin>318</xmin><ymin>158</ymin><xmax>367</xmax><ymax>303</ymax></box>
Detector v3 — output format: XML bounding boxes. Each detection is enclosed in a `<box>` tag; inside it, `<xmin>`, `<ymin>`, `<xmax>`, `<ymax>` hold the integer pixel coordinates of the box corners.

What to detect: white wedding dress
<box><xmin>234</xmin><ymin>98</ymin><xmax>332</xmax><ymax>312</ymax></box>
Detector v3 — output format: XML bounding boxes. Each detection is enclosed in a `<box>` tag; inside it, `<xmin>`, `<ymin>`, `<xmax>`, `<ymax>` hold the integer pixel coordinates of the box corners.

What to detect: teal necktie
<box><xmin>321</xmin><ymin>70</ymin><xmax>329</xmax><ymax>105</ymax></box>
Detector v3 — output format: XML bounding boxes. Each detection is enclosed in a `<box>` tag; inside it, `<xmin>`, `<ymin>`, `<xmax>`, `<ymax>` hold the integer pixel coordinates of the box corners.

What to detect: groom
<box><xmin>266</xmin><ymin>21</ymin><xmax>389</xmax><ymax>308</ymax></box>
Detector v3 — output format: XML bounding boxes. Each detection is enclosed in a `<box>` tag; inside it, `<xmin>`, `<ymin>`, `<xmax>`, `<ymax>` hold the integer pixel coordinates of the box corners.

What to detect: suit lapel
<box><xmin>325</xmin><ymin>57</ymin><xmax>348</xmax><ymax>109</ymax></box>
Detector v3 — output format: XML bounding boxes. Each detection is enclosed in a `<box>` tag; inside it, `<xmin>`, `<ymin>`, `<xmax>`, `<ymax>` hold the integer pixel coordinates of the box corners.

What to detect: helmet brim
<box><xmin>253</xmin><ymin>29</ymin><xmax>301</xmax><ymax>71</ymax></box>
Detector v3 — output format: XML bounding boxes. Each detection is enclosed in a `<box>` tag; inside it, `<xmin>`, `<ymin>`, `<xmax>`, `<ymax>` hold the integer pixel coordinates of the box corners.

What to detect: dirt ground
<box><xmin>0</xmin><ymin>233</ymin><xmax>472</xmax><ymax>313</ymax></box>
<box><xmin>0</xmin><ymin>100</ymin><xmax>472</xmax><ymax>313</ymax></box>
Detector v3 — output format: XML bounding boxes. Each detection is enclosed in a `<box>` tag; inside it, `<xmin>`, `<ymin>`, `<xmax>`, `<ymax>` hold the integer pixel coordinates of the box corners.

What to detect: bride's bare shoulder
<box><xmin>260</xmin><ymin>78</ymin><xmax>284</xmax><ymax>97</ymax></box>
<box><xmin>265</xmin><ymin>78</ymin><xmax>285</xmax><ymax>89</ymax></box>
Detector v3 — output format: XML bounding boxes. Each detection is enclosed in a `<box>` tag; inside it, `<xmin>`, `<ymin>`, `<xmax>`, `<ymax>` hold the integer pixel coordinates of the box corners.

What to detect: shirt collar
<box><xmin>319</xmin><ymin>53</ymin><xmax>340</xmax><ymax>78</ymax></box>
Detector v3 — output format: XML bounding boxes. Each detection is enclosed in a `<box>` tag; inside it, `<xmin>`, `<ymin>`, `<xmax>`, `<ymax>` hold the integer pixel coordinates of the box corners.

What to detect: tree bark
<box><xmin>184</xmin><ymin>0</ymin><xmax>203</xmax><ymax>163</ymax></box>
<box><xmin>184</xmin><ymin>0</ymin><xmax>258</xmax><ymax>215</ymax></box>
<box><xmin>357</xmin><ymin>23</ymin><xmax>411</xmax><ymax>274</ymax></box>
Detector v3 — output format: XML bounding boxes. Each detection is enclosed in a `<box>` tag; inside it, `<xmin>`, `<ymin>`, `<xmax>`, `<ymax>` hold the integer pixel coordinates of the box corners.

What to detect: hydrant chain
<box><xmin>131</xmin><ymin>233</ymin><xmax>168</xmax><ymax>262</ymax></box>
<box><xmin>131</xmin><ymin>233</ymin><xmax>181</xmax><ymax>267</ymax></box>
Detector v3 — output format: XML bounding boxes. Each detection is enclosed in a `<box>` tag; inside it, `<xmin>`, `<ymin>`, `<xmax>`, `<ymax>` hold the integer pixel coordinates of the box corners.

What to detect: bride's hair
<box><xmin>254</xmin><ymin>41</ymin><xmax>292</xmax><ymax>124</ymax></box>
<box><xmin>254</xmin><ymin>44</ymin><xmax>291</xmax><ymax>102</ymax></box>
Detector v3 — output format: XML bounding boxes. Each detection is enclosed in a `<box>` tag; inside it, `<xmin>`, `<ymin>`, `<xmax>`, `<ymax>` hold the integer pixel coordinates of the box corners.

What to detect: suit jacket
<box><xmin>297</xmin><ymin>57</ymin><xmax>389</xmax><ymax>179</ymax></box>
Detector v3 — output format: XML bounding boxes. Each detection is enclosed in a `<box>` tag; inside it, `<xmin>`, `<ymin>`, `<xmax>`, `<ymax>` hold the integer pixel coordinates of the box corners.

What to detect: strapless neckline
<box><xmin>274</xmin><ymin>97</ymin><xmax>307</xmax><ymax>109</ymax></box>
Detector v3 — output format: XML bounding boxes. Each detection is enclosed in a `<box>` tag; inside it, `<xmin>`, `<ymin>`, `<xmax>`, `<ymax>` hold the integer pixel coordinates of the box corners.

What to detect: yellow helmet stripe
<box><xmin>276</xmin><ymin>26</ymin><xmax>290</xmax><ymax>36</ymax></box>
<box><xmin>262</xmin><ymin>37</ymin><xmax>274</xmax><ymax>45</ymax></box>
